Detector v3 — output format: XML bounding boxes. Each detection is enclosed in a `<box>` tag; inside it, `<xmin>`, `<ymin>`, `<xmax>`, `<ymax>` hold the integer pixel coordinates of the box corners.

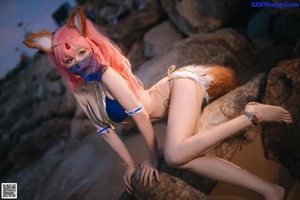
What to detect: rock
<box><xmin>272</xmin><ymin>13</ymin><xmax>300</xmax><ymax>44</ymax></box>
<box><xmin>0</xmin><ymin>55</ymin><xmax>75</xmax><ymax>175</ymax></box>
<box><xmin>57</xmin><ymin>86</ymin><xmax>77</xmax><ymax>117</ymax></box>
<box><xmin>9</xmin><ymin>118</ymin><xmax>70</xmax><ymax>170</ymax></box>
<box><xmin>161</xmin><ymin>0</ymin><xmax>243</xmax><ymax>35</ymax></box>
<box><xmin>106</xmin><ymin>0</ymin><xmax>166</xmax><ymax>48</ymax></box>
<box><xmin>131</xmin><ymin>168</ymin><xmax>206</xmax><ymax>200</ymax></box>
<box><xmin>199</xmin><ymin>73</ymin><xmax>267</xmax><ymax>132</ymax></box>
<box><xmin>294</xmin><ymin>39</ymin><xmax>300</xmax><ymax>58</ymax></box>
<box><xmin>262</xmin><ymin>59</ymin><xmax>300</xmax><ymax>181</ymax></box>
<box><xmin>136</xmin><ymin>28</ymin><xmax>255</xmax><ymax>88</ymax></box>
<box><xmin>127</xmin><ymin>38</ymin><xmax>148</xmax><ymax>69</ymax></box>
<box><xmin>4</xmin><ymin>142</ymin><xmax>65</xmax><ymax>200</ymax></box>
<box><xmin>247</xmin><ymin>8</ymin><xmax>274</xmax><ymax>52</ymax></box>
<box><xmin>143</xmin><ymin>20</ymin><xmax>183</xmax><ymax>58</ymax></box>
<box><xmin>125</xmin><ymin>74</ymin><xmax>267</xmax><ymax>199</ymax></box>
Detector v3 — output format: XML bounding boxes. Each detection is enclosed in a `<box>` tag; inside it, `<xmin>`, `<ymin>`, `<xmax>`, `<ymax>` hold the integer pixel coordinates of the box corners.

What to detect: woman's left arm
<box><xmin>102</xmin><ymin>68</ymin><xmax>159</xmax><ymax>186</ymax></box>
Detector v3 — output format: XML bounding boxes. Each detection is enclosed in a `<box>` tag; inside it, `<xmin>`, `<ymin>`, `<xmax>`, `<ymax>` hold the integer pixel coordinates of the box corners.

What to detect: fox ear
<box><xmin>23</xmin><ymin>30</ymin><xmax>53</xmax><ymax>54</ymax></box>
<box><xmin>67</xmin><ymin>7</ymin><xmax>87</xmax><ymax>36</ymax></box>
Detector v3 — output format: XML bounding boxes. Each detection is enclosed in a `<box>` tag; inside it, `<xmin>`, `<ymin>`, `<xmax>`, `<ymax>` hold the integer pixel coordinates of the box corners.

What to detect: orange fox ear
<box><xmin>67</xmin><ymin>7</ymin><xmax>87</xmax><ymax>36</ymax></box>
<box><xmin>23</xmin><ymin>30</ymin><xmax>53</xmax><ymax>54</ymax></box>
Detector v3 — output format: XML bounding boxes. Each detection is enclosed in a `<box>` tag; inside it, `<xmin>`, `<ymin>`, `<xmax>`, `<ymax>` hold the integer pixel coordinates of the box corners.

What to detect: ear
<box><xmin>23</xmin><ymin>30</ymin><xmax>53</xmax><ymax>54</ymax></box>
<box><xmin>67</xmin><ymin>7</ymin><xmax>87</xmax><ymax>36</ymax></box>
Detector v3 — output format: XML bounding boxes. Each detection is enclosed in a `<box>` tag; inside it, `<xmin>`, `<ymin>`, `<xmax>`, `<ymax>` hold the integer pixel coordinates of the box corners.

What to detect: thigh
<box><xmin>165</xmin><ymin>78</ymin><xmax>205</xmax><ymax>147</ymax></box>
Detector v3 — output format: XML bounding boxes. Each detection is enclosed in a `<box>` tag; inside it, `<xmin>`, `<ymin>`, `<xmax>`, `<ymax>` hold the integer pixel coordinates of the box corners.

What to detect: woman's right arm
<box><xmin>73</xmin><ymin>91</ymin><xmax>136</xmax><ymax>193</ymax></box>
<box><xmin>100</xmin><ymin>129</ymin><xmax>136</xmax><ymax>193</ymax></box>
<box><xmin>100</xmin><ymin>129</ymin><xmax>136</xmax><ymax>168</ymax></box>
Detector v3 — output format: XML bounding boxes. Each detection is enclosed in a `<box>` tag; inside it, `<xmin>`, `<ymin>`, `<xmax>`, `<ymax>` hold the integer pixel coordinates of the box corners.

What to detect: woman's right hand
<box><xmin>123</xmin><ymin>166</ymin><xmax>136</xmax><ymax>194</ymax></box>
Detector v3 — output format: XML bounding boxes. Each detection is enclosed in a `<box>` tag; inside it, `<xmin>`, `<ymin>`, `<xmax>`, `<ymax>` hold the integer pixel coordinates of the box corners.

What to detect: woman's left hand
<box><xmin>140</xmin><ymin>158</ymin><xmax>159</xmax><ymax>187</ymax></box>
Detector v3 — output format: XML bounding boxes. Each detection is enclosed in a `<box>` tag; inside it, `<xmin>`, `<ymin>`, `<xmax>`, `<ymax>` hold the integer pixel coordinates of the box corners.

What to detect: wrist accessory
<box><xmin>97</xmin><ymin>127</ymin><xmax>111</xmax><ymax>135</ymax></box>
<box><xmin>243</xmin><ymin>112</ymin><xmax>258</xmax><ymax>127</ymax></box>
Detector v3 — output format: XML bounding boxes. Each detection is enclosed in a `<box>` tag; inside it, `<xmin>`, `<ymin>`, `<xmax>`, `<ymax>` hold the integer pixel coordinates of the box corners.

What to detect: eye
<box><xmin>79</xmin><ymin>50</ymin><xmax>87</xmax><ymax>56</ymax></box>
<box><xmin>65</xmin><ymin>58</ymin><xmax>75</xmax><ymax>67</ymax></box>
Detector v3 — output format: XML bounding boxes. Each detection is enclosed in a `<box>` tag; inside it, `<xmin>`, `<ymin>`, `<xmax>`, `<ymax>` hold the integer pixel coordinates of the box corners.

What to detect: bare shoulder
<box><xmin>102</xmin><ymin>67</ymin><xmax>126</xmax><ymax>83</ymax></box>
<box><xmin>101</xmin><ymin>67</ymin><xmax>131</xmax><ymax>94</ymax></box>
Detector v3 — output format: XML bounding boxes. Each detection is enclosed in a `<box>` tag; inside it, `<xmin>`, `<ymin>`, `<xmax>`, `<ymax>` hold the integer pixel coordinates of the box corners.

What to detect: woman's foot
<box><xmin>245</xmin><ymin>102</ymin><xmax>293</xmax><ymax>124</ymax></box>
<box><xmin>265</xmin><ymin>184</ymin><xmax>285</xmax><ymax>200</ymax></box>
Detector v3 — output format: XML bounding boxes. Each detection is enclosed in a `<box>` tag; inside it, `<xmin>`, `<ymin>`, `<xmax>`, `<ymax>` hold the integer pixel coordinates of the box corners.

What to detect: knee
<box><xmin>163</xmin><ymin>148</ymin><xmax>185</xmax><ymax>168</ymax></box>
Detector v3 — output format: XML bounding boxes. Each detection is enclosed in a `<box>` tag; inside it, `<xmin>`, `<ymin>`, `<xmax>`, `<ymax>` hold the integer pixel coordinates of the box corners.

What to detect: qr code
<box><xmin>1</xmin><ymin>183</ymin><xmax>17</xmax><ymax>199</ymax></box>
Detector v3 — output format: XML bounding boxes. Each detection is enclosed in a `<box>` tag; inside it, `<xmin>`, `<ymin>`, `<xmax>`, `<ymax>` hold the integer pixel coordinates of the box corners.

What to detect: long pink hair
<box><xmin>48</xmin><ymin>20</ymin><xmax>143</xmax><ymax>99</ymax></box>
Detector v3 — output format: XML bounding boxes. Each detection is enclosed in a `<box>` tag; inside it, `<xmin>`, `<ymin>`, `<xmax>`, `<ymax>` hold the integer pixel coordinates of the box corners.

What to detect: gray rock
<box><xmin>143</xmin><ymin>20</ymin><xmax>183</xmax><ymax>58</ymax></box>
<box><xmin>106</xmin><ymin>0</ymin><xmax>165</xmax><ymax>48</ymax></box>
<box><xmin>136</xmin><ymin>28</ymin><xmax>255</xmax><ymax>88</ymax></box>
<box><xmin>161</xmin><ymin>0</ymin><xmax>243</xmax><ymax>35</ymax></box>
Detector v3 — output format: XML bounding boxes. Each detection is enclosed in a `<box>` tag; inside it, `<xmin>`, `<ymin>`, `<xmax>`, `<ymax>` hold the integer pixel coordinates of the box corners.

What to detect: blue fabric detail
<box><xmin>105</xmin><ymin>97</ymin><xmax>127</xmax><ymax>123</ymax></box>
<box><xmin>105</xmin><ymin>97</ymin><xmax>144</xmax><ymax>123</ymax></box>
<box><xmin>97</xmin><ymin>127</ymin><xmax>110</xmax><ymax>134</ymax></box>
<box><xmin>125</xmin><ymin>105</ymin><xmax>143</xmax><ymax>116</ymax></box>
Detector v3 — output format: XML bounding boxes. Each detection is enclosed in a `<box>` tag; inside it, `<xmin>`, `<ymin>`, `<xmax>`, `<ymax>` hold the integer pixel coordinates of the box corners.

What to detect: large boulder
<box><xmin>143</xmin><ymin>20</ymin><xmax>183</xmax><ymax>59</ymax></box>
<box><xmin>262</xmin><ymin>59</ymin><xmax>300</xmax><ymax>181</ymax></box>
<box><xmin>106</xmin><ymin>0</ymin><xmax>166</xmax><ymax>48</ymax></box>
<box><xmin>161</xmin><ymin>0</ymin><xmax>244</xmax><ymax>35</ymax></box>
<box><xmin>136</xmin><ymin>28</ymin><xmax>255</xmax><ymax>88</ymax></box>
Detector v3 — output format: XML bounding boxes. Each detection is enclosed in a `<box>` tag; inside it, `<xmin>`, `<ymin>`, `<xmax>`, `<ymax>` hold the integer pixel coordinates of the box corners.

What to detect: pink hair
<box><xmin>48</xmin><ymin>20</ymin><xmax>143</xmax><ymax>99</ymax></box>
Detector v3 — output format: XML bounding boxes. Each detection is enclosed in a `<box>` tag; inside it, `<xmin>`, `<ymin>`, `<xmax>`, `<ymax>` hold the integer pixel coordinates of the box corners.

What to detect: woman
<box><xmin>23</xmin><ymin>7</ymin><xmax>292</xmax><ymax>199</ymax></box>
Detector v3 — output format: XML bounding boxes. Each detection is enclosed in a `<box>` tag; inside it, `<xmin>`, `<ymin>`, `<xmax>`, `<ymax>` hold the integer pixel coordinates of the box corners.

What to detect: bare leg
<box><xmin>178</xmin><ymin>155</ymin><xmax>284</xmax><ymax>200</ymax></box>
<box><xmin>164</xmin><ymin>79</ymin><xmax>293</xmax><ymax>165</ymax></box>
<box><xmin>163</xmin><ymin>78</ymin><xmax>291</xmax><ymax>199</ymax></box>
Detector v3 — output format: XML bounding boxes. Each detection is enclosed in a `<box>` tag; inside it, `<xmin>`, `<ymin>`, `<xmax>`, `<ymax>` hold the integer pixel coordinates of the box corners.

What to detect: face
<box><xmin>64</xmin><ymin>46</ymin><xmax>103</xmax><ymax>82</ymax></box>
<box><xmin>63</xmin><ymin>47</ymin><xmax>91</xmax><ymax>68</ymax></box>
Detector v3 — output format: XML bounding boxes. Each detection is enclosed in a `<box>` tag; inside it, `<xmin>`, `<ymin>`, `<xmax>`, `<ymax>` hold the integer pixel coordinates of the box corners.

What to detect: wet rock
<box><xmin>262</xmin><ymin>59</ymin><xmax>300</xmax><ymax>181</ymax></box>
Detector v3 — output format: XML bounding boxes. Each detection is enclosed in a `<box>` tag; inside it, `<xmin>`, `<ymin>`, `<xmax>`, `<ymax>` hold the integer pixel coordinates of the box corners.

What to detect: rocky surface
<box><xmin>0</xmin><ymin>54</ymin><xmax>76</xmax><ymax>176</ymax></box>
<box><xmin>161</xmin><ymin>0</ymin><xmax>245</xmax><ymax>35</ymax></box>
<box><xmin>106</xmin><ymin>0</ymin><xmax>166</xmax><ymax>49</ymax></box>
<box><xmin>0</xmin><ymin>0</ymin><xmax>299</xmax><ymax>200</ymax></box>
<box><xmin>262</xmin><ymin>59</ymin><xmax>300</xmax><ymax>181</ymax></box>
<box><xmin>136</xmin><ymin>28</ymin><xmax>255</xmax><ymax>88</ymax></box>
<box><xmin>143</xmin><ymin>20</ymin><xmax>183</xmax><ymax>59</ymax></box>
